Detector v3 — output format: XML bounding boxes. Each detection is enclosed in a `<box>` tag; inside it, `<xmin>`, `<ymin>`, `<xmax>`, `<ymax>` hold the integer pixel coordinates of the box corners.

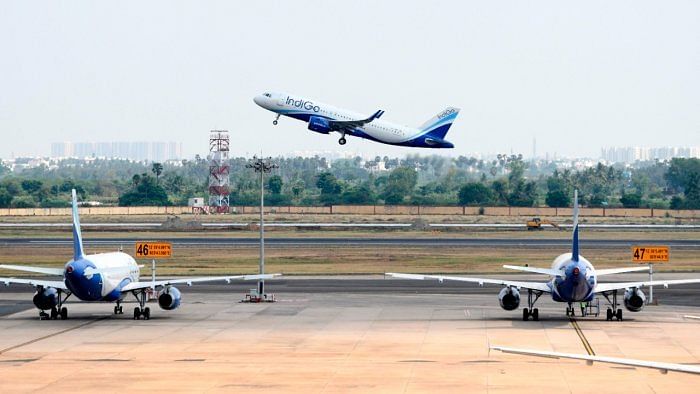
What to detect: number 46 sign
<box><xmin>135</xmin><ymin>242</ymin><xmax>172</xmax><ymax>259</ymax></box>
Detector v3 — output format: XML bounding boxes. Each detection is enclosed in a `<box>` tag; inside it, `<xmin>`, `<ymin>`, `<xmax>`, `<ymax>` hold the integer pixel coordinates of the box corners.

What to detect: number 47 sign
<box><xmin>632</xmin><ymin>246</ymin><xmax>669</xmax><ymax>263</ymax></box>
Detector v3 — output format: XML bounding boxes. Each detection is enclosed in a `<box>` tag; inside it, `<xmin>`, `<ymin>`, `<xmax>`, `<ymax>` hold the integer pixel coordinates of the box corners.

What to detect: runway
<box><xmin>1</xmin><ymin>284</ymin><xmax>699</xmax><ymax>392</ymax></box>
<box><xmin>1</xmin><ymin>236</ymin><xmax>698</xmax><ymax>249</ymax></box>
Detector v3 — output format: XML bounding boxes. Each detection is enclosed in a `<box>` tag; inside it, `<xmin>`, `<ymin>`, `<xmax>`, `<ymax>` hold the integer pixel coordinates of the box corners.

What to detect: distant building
<box><xmin>601</xmin><ymin>146</ymin><xmax>700</xmax><ymax>163</ymax></box>
<box><xmin>50</xmin><ymin>141</ymin><xmax>183</xmax><ymax>161</ymax></box>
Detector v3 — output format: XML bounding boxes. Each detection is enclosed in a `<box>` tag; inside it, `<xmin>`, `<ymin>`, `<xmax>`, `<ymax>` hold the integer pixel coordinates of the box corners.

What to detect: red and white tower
<box><xmin>208</xmin><ymin>130</ymin><xmax>230</xmax><ymax>213</ymax></box>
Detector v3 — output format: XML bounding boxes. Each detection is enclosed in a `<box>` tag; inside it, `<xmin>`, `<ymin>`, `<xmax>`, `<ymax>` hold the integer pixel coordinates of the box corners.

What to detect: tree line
<box><xmin>0</xmin><ymin>156</ymin><xmax>697</xmax><ymax>209</ymax></box>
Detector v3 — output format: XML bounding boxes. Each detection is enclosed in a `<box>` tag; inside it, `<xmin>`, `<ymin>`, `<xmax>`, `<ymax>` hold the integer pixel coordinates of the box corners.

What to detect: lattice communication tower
<box><xmin>208</xmin><ymin>130</ymin><xmax>230</xmax><ymax>213</ymax></box>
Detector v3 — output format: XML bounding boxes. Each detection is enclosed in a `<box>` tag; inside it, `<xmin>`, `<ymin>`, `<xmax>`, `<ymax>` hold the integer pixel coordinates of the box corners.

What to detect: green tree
<box><xmin>545</xmin><ymin>173</ymin><xmax>571</xmax><ymax>207</ymax></box>
<box><xmin>267</xmin><ymin>175</ymin><xmax>283</xmax><ymax>195</ymax></box>
<box><xmin>21</xmin><ymin>179</ymin><xmax>42</xmax><ymax>194</ymax></box>
<box><xmin>382</xmin><ymin>167</ymin><xmax>417</xmax><ymax>205</ymax></box>
<box><xmin>316</xmin><ymin>172</ymin><xmax>342</xmax><ymax>205</ymax></box>
<box><xmin>620</xmin><ymin>192</ymin><xmax>642</xmax><ymax>208</ymax></box>
<box><xmin>151</xmin><ymin>162</ymin><xmax>164</xmax><ymax>184</ymax></box>
<box><xmin>118</xmin><ymin>175</ymin><xmax>171</xmax><ymax>206</ymax></box>
<box><xmin>458</xmin><ymin>183</ymin><xmax>493</xmax><ymax>205</ymax></box>
<box><xmin>0</xmin><ymin>189</ymin><xmax>12</xmax><ymax>207</ymax></box>
<box><xmin>341</xmin><ymin>183</ymin><xmax>376</xmax><ymax>204</ymax></box>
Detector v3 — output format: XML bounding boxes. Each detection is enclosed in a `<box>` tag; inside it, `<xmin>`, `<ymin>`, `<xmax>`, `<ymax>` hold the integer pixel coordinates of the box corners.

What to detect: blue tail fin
<box><xmin>71</xmin><ymin>189</ymin><xmax>85</xmax><ymax>260</ymax></box>
<box><xmin>571</xmin><ymin>190</ymin><xmax>579</xmax><ymax>262</ymax></box>
<box><xmin>419</xmin><ymin>107</ymin><xmax>460</xmax><ymax>139</ymax></box>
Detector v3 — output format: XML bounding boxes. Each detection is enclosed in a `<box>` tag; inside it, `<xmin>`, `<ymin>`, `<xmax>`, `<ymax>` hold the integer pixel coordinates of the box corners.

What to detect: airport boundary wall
<box><xmin>0</xmin><ymin>205</ymin><xmax>698</xmax><ymax>219</ymax></box>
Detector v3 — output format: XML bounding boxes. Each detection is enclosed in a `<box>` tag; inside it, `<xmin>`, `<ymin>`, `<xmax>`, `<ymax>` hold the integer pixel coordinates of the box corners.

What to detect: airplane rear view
<box><xmin>254</xmin><ymin>92</ymin><xmax>459</xmax><ymax>148</ymax></box>
<box><xmin>0</xmin><ymin>190</ymin><xmax>280</xmax><ymax>320</ymax></box>
<box><xmin>387</xmin><ymin>190</ymin><xmax>700</xmax><ymax>321</ymax></box>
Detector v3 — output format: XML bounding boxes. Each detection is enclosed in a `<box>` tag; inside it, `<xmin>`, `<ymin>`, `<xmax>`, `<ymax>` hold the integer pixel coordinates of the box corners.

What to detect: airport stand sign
<box><xmin>631</xmin><ymin>246</ymin><xmax>669</xmax><ymax>263</ymax></box>
<box><xmin>135</xmin><ymin>242</ymin><xmax>172</xmax><ymax>259</ymax></box>
<box><xmin>632</xmin><ymin>245</ymin><xmax>669</xmax><ymax>305</ymax></box>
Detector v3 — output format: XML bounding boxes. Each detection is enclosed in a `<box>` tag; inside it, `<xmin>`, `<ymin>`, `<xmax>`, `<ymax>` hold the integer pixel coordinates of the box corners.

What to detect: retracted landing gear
<box><xmin>132</xmin><ymin>290</ymin><xmax>151</xmax><ymax>320</ymax></box>
<box><xmin>602</xmin><ymin>290</ymin><xmax>623</xmax><ymax>321</ymax></box>
<box><xmin>522</xmin><ymin>289</ymin><xmax>542</xmax><ymax>321</ymax></box>
<box><xmin>272</xmin><ymin>114</ymin><xmax>280</xmax><ymax>125</ymax></box>
<box><xmin>40</xmin><ymin>290</ymin><xmax>70</xmax><ymax>320</ymax></box>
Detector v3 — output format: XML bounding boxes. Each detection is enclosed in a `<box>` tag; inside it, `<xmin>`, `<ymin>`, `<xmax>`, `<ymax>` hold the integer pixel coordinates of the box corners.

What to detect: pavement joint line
<box><xmin>0</xmin><ymin>316</ymin><xmax>109</xmax><ymax>355</ymax></box>
<box><xmin>569</xmin><ymin>317</ymin><xmax>595</xmax><ymax>356</ymax></box>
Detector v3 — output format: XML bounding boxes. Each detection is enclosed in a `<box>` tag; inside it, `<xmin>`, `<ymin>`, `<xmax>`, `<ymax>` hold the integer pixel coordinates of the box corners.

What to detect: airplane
<box><xmin>387</xmin><ymin>190</ymin><xmax>700</xmax><ymax>321</ymax></box>
<box><xmin>0</xmin><ymin>189</ymin><xmax>280</xmax><ymax>321</ymax></box>
<box><xmin>490</xmin><ymin>346</ymin><xmax>700</xmax><ymax>375</ymax></box>
<box><xmin>253</xmin><ymin>92</ymin><xmax>459</xmax><ymax>148</ymax></box>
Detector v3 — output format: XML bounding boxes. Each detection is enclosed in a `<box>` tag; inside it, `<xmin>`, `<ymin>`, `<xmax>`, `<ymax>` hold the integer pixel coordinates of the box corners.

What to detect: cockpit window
<box><xmin>263</xmin><ymin>93</ymin><xmax>271</xmax><ymax>98</ymax></box>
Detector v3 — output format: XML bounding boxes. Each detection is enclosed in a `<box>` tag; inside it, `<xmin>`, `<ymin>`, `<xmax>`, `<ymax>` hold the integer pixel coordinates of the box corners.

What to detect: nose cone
<box><xmin>253</xmin><ymin>95</ymin><xmax>263</xmax><ymax>107</ymax></box>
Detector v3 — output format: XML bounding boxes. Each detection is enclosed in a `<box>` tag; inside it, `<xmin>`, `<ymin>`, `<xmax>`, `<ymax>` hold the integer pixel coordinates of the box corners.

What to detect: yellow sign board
<box><xmin>135</xmin><ymin>242</ymin><xmax>172</xmax><ymax>259</ymax></box>
<box><xmin>632</xmin><ymin>246</ymin><xmax>669</xmax><ymax>263</ymax></box>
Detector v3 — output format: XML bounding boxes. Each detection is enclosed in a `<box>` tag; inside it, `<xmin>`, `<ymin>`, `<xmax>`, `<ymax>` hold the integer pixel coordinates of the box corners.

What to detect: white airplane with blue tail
<box><xmin>0</xmin><ymin>190</ymin><xmax>279</xmax><ymax>320</ymax></box>
<box><xmin>254</xmin><ymin>92</ymin><xmax>459</xmax><ymax>148</ymax></box>
<box><xmin>388</xmin><ymin>191</ymin><xmax>700</xmax><ymax>321</ymax></box>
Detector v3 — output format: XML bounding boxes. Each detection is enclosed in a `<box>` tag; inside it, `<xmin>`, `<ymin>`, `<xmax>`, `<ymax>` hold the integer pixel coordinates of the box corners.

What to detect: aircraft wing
<box><xmin>121</xmin><ymin>273</ymin><xmax>282</xmax><ymax>292</ymax></box>
<box><xmin>491</xmin><ymin>346</ymin><xmax>700</xmax><ymax>375</ymax></box>
<box><xmin>0</xmin><ymin>264</ymin><xmax>65</xmax><ymax>276</ymax></box>
<box><xmin>595</xmin><ymin>278</ymin><xmax>700</xmax><ymax>293</ymax></box>
<box><xmin>328</xmin><ymin>110</ymin><xmax>384</xmax><ymax>132</ymax></box>
<box><xmin>595</xmin><ymin>266</ymin><xmax>650</xmax><ymax>276</ymax></box>
<box><xmin>0</xmin><ymin>277</ymin><xmax>68</xmax><ymax>290</ymax></box>
<box><xmin>386</xmin><ymin>273</ymin><xmax>551</xmax><ymax>293</ymax></box>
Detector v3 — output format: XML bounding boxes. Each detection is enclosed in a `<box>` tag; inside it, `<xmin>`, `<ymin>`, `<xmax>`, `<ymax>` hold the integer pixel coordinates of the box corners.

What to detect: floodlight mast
<box><xmin>245</xmin><ymin>156</ymin><xmax>278</xmax><ymax>298</ymax></box>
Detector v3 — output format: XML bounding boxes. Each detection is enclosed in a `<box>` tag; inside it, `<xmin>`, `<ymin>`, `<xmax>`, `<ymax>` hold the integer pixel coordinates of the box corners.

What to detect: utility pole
<box><xmin>245</xmin><ymin>155</ymin><xmax>278</xmax><ymax>300</ymax></box>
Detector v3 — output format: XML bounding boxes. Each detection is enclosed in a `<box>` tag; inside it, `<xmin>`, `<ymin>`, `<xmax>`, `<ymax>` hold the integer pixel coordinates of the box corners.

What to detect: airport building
<box><xmin>50</xmin><ymin>141</ymin><xmax>183</xmax><ymax>161</ymax></box>
<box><xmin>601</xmin><ymin>146</ymin><xmax>700</xmax><ymax>163</ymax></box>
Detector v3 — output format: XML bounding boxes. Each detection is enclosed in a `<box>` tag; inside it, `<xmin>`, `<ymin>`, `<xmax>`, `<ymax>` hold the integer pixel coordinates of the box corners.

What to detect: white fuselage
<box><xmin>64</xmin><ymin>252</ymin><xmax>139</xmax><ymax>301</ymax></box>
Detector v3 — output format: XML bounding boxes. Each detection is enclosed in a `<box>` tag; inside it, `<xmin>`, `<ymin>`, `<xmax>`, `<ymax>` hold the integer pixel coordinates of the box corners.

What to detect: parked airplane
<box><xmin>387</xmin><ymin>191</ymin><xmax>700</xmax><ymax>321</ymax></box>
<box><xmin>0</xmin><ymin>190</ymin><xmax>280</xmax><ymax>320</ymax></box>
<box><xmin>254</xmin><ymin>92</ymin><xmax>459</xmax><ymax>148</ymax></box>
<box><xmin>490</xmin><ymin>346</ymin><xmax>700</xmax><ymax>375</ymax></box>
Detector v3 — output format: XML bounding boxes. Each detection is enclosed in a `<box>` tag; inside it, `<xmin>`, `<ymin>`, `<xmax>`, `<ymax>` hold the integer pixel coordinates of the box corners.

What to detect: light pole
<box><xmin>246</xmin><ymin>155</ymin><xmax>278</xmax><ymax>299</ymax></box>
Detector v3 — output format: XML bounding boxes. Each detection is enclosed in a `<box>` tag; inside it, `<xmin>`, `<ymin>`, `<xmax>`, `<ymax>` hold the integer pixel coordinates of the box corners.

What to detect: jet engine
<box><xmin>623</xmin><ymin>288</ymin><xmax>646</xmax><ymax>312</ymax></box>
<box><xmin>308</xmin><ymin>116</ymin><xmax>331</xmax><ymax>134</ymax></box>
<box><xmin>498</xmin><ymin>287</ymin><xmax>521</xmax><ymax>311</ymax></box>
<box><xmin>33</xmin><ymin>287</ymin><xmax>59</xmax><ymax>310</ymax></box>
<box><xmin>158</xmin><ymin>287</ymin><xmax>182</xmax><ymax>310</ymax></box>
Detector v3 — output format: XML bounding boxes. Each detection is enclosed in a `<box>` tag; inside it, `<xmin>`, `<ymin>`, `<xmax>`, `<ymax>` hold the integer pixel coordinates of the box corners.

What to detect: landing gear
<box><xmin>338</xmin><ymin>137</ymin><xmax>347</xmax><ymax>145</ymax></box>
<box><xmin>566</xmin><ymin>303</ymin><xmax>575</xmax><ymax>317</ymax></box>
<box><xmin>602</xmin><ymin>290</ymin><xmax>623</xmax><ymax>321</ymax></box>
<box><xmin>522</xmin><ymin>289</ymin><xmax>542</xmax><ymax>321</ymax></box>
<box><xmin>38</xmin><ymin>289</ymin><xmax>71</xmax><ymax>320</ymax></box>
<box><xmin>132</xmin><ymin>290</ymin><xmax>151</xmax><ymax>320</ymax></box>
<box><xmin>113</xmin><ymin>303</ymin><xmax>124</xmax><ymax>315</ymax></box>
<box><xmin>272</xmin><ymin>114</ymin><xmax>280</xmax><ymax>125</ymax></box>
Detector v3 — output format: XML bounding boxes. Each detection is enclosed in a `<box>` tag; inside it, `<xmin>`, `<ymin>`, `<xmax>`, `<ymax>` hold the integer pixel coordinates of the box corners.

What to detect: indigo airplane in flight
<box><xmin>254</xmin><ymin>92</ymin><xmax>459</xmax><ymax>148</ymax></box>
<box><xmin>388</xmin><ymin>191</ymin><xmax>700</xmax><ymax>321</ymax></box>
<box><xmin>0</xmin><ymin>190</ymin><xmax>279</xmax><ymax>320</ymax></box>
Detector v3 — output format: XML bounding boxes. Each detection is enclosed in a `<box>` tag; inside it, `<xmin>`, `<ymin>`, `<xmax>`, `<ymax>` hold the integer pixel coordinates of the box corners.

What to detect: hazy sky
<box><xmin>1</xmin><ymin>1</ymin><xmax>698</xmax><ymax>159</ymax></box>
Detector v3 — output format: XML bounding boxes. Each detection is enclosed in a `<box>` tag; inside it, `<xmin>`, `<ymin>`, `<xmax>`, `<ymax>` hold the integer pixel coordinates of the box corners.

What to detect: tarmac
<box><xmin>1</xmin><ymin>278</ymin><xmax>700</xmax><ymax>393</ymax></box>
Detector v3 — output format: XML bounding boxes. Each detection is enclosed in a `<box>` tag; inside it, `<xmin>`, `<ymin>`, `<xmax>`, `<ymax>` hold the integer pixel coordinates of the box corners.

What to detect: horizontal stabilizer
<box><xmin>595</xmin><ymin>266</ymin><xmax>650</xmax><ymax>276</ymax></box>
<box><xmin>503</xmin><ymin>265</ymin><xmax>563</xmax><ymax>277</ymax></box>
<box><xmin>0</xmin><ymin>264</ymin><xmax>64</xmax><ymax>276</ymax></box>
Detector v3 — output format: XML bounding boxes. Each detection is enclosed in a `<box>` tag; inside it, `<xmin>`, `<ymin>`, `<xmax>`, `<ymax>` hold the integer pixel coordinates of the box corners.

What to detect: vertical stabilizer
<box><xmin>571</xmin><ymin>190</ymin><xmax>579</xmax><ymax>262</ymax></box>
<box><xmin>71</xmin><ymin>189</ymin><xmax>85</xmax><ymax>260</ymax></box>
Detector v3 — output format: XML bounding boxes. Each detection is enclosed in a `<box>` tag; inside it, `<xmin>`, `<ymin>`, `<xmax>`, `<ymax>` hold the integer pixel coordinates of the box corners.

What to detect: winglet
<box><xmin>571</xmin><ymin>190</ymin><xmax>579</xmax><ymax>262</ymax></box>
<box><xmin>369</xmin><ymin>110</ymin><xmax>384</xmax><ymax>121</ymax></box>
<box><xmin>71</xmin><ymin>189</ymin><xmax>85</xmax><ymax>260</ymax></box>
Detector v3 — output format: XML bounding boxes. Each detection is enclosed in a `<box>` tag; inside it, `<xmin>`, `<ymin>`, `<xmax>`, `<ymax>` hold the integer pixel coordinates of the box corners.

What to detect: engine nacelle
<box><xmin>158</xmin><ymin>286</ymin><xmax>182</xmax><ymax>310</ymax></box>
<box><xmin>624</xmin><ymin>288</ymin><xmax>646</xmax><ymax>312</ymax></box>
<box><xmin>308</xmin><ymin>116</ymin><xmax>331</xmax><ymax>134</ymax></box>
<box><xmin>33</xmin><ymin>287</ymin><xmax>59</xmax><ymax>310</ymax></box>
<box><xmin>498</xmin><ymin>287</ymin><xmax>521</xmax><ymax>311</ymax></box>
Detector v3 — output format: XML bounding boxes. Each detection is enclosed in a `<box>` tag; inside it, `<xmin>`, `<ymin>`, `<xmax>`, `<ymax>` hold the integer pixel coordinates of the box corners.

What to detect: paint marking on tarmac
<box><xmin>569</xmin><ymin>317</ymin><xmax>595</xmax><ymax>356</ymax></box>
<box><xmin>0</xmin><ymin>316</ymin><xmax>109</xmax><ymax>355</ymax></box>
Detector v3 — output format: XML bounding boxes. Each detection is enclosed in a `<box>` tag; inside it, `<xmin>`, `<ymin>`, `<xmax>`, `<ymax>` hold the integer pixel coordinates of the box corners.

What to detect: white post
<box><xmin>648</xmin><ymin>263</ymin><xmax>653</xmax><ymax>305</ymax></box>
<box><xmin>151</xmin><ymin>259</ymin><xmax>156</xmax><ymax>290</ymax></box>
